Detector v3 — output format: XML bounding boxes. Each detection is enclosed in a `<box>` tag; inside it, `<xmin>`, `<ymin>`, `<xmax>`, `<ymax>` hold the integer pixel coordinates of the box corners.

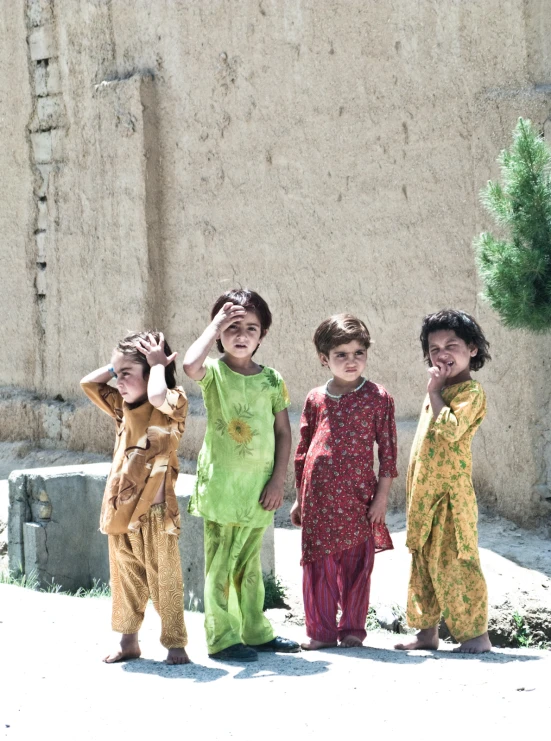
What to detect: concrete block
<box><xmin>35</xmin><ymin>267</ymin><xmax>46</xmax><ymax>296</ymax></box>
<box><xmin>23</xmin><ymin>522</ymin><xmax>48</xmax><ymax>576</ymax></box>
<box><xmin>37</xmin><ymin>95</ymin><xmax>64</xmax><ymax>129</ymax></box>
<box><xmin>46</xmin><ymin>60</ymin><xmax>61</xmax><ymax>95</ymax></box>
<box><xmin>7</xmin><ymin>465</ymin><xmax>275</xmax><ymax>611</ymax></box>
<box><xmin>31</xmin><ymin>129</ymin><xmax>63</xmax><ymax>163</ymax></box>
<box><xmin>7</xmin><ymin>474</ymin><xmax>30</xmax><ymax>571</ymax></box>
<box><xmin>27</xmin><ymin>0</ymin><xmax>54</xmax><ymax>28</ymax></box>
<box><xmin>35</xmin><ymin>164</ymin><xmax>54</xmax><ymax>197</ymax></box>
<box><xmin>36</xmin><ymin>230</ymin><xmax>47</xmax><ymax>261</ymax></box>
<box><xmin>29</xmin><ymin>24</ymin><xmax>56</xmax><ymax>61</ymax></box>
<box><xmin>34</xmin><ymin>61</ymin><xmax>48</xmax><ymax>96</ymax></box>
<box><xmin>31</xmin><ymin>131</ymin><xmax>52</xmax><ymax>163</ymax></box>
<box><xmin>37</xmin><ymin>199</ymin><xmax>48</xmax><ymax>231</ymax></box>
<box><xmin>51</xmin><ymin>128</ymin><xmax>64</xmax><ymax>160</ymax></box>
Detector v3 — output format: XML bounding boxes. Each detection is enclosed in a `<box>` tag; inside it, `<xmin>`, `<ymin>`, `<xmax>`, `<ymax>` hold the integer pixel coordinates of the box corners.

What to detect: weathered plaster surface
<box><xmin>1</xmin><ymin>1</ymin><xmax>551</xmax><ymax>523</ymax></box>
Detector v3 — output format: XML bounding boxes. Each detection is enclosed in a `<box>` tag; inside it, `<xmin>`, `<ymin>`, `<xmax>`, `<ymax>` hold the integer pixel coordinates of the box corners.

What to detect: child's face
<box><xmin>427</xmin><ymin>330</ymin><xmax>477</xmax><ymax>380</ymax></box>
<box><xmin>111</xmin><ymin>351</ymin><xmax>149</xmax><ymax>404</ymax></box>
<box><xmin>219</xmin><ymin>309</ymin><xmax>264</xmax><ymax>359</ymax></box>
<box><xmin>321</xmin><ymin>340</ymin><xmax>368</xmax><ymax>384</ymax></box>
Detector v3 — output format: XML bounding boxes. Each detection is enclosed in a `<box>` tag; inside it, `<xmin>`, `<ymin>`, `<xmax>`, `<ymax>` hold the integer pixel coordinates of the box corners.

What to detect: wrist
<box><xmin>107</xmin><ymin>364</ymin><xmax>117</xmax><ymax>378</ymax></box>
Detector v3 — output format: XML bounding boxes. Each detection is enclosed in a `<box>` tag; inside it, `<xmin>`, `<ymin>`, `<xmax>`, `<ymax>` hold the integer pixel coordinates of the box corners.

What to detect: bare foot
<box><xmin>453</xmin><ymin>632</ymin><xmax>492</xmax><ymax>654</ymax></box>
<box><xmin>395</xmin><ymin>627</ymin><xmax>439</xmax><ymax>651</ymax></box>
<box><xmin>300</xmin><ymin>638</ymin><xmax>338</xmax><ymax>650</ymax></box>
<box><xmin>339</xmin><ymin>636</ymin><xmax>363</xmax><ymax>648</ymax></box>
<box><xmin>103</xmin><ymin>634</ymin><xmax>141</xmax><ymax>663</ymax></box>
<box><xmin>166</xmin><ymin>647</ymin><xmax>191</xmax><ymax>665</ymax></box>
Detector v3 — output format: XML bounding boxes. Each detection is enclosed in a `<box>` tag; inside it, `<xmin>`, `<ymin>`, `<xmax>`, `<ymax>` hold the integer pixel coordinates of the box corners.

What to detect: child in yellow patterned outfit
<box><xmin>81</xmin><ymin>331</ymin><xmax>190</xmax><ymax>665</ymax></box>
<box><xmin>395</xmin><ymin>310</ymin><xmax>492</xmax><ymax>654</ymax></box>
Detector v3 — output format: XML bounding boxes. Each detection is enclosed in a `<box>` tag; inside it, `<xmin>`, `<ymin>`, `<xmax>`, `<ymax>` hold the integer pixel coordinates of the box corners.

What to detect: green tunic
<box><xmin>188</xmin><ymin>358</ymin><xmax>291</xmax><ymax>528</ymax></box>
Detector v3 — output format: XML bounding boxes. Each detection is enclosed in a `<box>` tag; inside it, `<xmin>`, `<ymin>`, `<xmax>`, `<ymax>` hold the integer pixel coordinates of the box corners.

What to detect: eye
<box><xmin>355</xmin><ymin>351</ymin><xmax>365</xmax><ymax>357</ymax></box>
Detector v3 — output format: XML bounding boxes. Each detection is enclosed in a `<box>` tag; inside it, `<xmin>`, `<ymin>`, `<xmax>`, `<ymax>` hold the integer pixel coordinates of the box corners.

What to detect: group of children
<box><xmin>81</xmin><ymin>289</ymin><xmax>492</xmax><ymax>664</ymax></box>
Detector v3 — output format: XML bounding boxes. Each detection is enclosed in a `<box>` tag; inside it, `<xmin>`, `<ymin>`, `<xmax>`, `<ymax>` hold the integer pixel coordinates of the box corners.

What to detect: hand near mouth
<box><xmin>427</xmin><ymin>361</ymin><xmax>453</xmax><ymax>393</ymax></box>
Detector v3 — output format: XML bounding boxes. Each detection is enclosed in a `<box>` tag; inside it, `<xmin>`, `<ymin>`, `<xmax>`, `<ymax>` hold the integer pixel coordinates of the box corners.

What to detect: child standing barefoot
<box><xmin>81</xmin><ymin>332</ymin><xmax>190</xmax><ymax>664</ymax></box>
<box><xmin>291</xmin><ymin>315</ymin><xmax>398</xmax><ymax>650</ymax></box>
<box><xmin>395</xmin><ymin>309</ymin><xmax>492</xmax><ymax>654</ymax></box>
<box><xmin>184</xmin><ymin>289</ymin><xmax>299</xmax><ymax>662</ymax></box>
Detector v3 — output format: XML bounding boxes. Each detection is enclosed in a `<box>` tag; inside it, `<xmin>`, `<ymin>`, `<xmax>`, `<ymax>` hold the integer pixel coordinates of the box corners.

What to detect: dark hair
<box><xmin>210</xmin><ymin>289</ymin><xmax>272</xmax><ymax>355</ymax></box>
<box><xmin>116</xmin><ymin>331</ymin><xmax>177</xmax><ymax>388</ymax></box>
<box><xmin>313</xmin><ymin>314</ymin><xmax>371</xmax><ymax>356</ymax></box>
<box><xmin>420</xmin><ymin>309</ymin><xmax>491</xmax><ymax>371</ymax></box>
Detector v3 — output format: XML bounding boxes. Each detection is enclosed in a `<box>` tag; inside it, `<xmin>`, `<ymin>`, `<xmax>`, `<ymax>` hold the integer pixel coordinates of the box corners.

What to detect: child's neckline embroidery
<box><xmin>325</xmin><ymin>377</ymin><xmax>367</xmax><ymax>400</ymax></box>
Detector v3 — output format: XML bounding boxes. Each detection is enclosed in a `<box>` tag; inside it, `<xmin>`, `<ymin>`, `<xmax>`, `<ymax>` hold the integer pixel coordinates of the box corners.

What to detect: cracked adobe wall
<box><xmin>1</xmin><ymin>1</ymin><xmax>551</xmax><ymax>524</ymax></box>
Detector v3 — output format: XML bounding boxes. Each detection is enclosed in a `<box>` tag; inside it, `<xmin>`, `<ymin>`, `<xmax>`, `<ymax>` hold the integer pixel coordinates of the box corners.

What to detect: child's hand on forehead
<box><xmin>136</xmin><ymin>332</ymin><xmax>177</xmax><ymax>367</ymax></box>
<box><xmin>212</xmin><ymin>301</ymin><xmax>247</xmax><ymax>336</ymax></box>
<box><xmin>427</xmin><ymin>361</ymin><xmax>453</xmax><ymax>393</ymax></box>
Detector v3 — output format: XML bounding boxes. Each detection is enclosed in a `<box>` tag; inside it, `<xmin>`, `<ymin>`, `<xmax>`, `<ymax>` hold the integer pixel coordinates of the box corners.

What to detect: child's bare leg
<box><xmin>103</xmin><ymin>633</ymin><xmax>141</xmax><ymax>663</ymax></box>
<box><xmin>301</xmin><ymin>638</ymin><xmax>338</xmax><ymax>650</ymax></box>
<box><xmin>395</xmin><ymin>626</ymin><xmax>439</xmax><ymax>650</ymax></box>
<box><xmin>453</xmin><ymin>631</ymin><xmax>491</xmax><ymax>654</ymax></box>
<box><xmin>166</xmin><ymin>647</ymin><xmax>191</xmax><ymax>664</ymax></box>
<box><xmin>340</xmin><ymin>635</ymin><xmax>363</xmax><ymax>648</ymax></box>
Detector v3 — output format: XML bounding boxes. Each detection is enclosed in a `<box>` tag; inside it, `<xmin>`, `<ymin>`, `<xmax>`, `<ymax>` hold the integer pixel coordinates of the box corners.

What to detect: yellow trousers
<box><xmin>407</xmin><ymin>498</ymin><xmax>488</xmax><ymax>643</ymax></box>
<box><xmin>108</xmin><ymin>504</ymin><xmax>188</xmax><ymax>648</ymax></box>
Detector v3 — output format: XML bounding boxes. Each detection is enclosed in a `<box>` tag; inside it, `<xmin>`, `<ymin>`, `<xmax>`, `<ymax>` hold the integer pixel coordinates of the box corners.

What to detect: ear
<box><xmin>469</xmin><ymin>344</ymin><xmax>478</xmax><ymax>357</ymax></box>
<box><xmin>319</xmin><ymin>353</ymin><xmax>329</xmax><ymax>367</ymax></box>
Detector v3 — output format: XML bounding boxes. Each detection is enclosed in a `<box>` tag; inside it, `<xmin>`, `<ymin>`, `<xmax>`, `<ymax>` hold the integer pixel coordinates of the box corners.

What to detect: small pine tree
<box><xmin>474</xmin><ymin>117</ymin><xmax>551</xmax><ymax>332</ymax></box>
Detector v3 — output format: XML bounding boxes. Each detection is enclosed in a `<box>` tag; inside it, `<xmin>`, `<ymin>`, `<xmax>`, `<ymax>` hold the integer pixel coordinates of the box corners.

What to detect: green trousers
<box><xmin>203</xmin><ymin>520</ymin><xmax>275</xmax><ymax>654</ymax></box>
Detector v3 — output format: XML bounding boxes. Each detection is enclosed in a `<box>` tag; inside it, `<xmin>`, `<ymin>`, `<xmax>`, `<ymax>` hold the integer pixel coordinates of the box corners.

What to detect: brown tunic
<box><xmin>81</xmin><ymin>382</ymin><xmax>188</xmax><ymax>535</ymax></box>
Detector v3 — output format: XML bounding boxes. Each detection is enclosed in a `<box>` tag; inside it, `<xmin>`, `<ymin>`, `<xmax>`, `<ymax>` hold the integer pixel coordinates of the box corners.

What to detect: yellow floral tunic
<box><xmin>188</xmin><ymin>358</ymin><xmax>291</xmax><ymax>528</ymax></box>
<box><xmin>81</xmin><ymin>382</ymin><xmax>188</xmax><ymax>536</ymax></box>
<box><xmin>406</xmin><ymin>380</ymin><xmax>486</xmax><ymax>561</ymax></box>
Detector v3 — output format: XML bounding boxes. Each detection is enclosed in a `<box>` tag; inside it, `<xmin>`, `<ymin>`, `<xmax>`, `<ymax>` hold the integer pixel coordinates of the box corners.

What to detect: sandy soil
<box><xmin>1</xmin><ymin>583</ymin><xmax>550</xmax><ymax>741</ymax></box>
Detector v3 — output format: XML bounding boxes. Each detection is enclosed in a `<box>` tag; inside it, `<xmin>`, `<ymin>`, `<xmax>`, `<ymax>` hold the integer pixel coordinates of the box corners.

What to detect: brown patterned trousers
<box><xmin>108</xmin><ymin>504</ymin><xmax>188</xmax><ymax>648</ymax></box>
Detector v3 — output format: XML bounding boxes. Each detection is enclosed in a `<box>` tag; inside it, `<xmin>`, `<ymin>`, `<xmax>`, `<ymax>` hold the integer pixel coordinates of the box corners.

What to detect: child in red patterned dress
<box><xmin>291</xmin><ymin>314</ymin><xmax>398</xmax><ymax>649</ymax></box>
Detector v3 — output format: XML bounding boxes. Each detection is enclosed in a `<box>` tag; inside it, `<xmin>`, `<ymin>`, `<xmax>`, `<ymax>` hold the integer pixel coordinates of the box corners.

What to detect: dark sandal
<box><xmin>253</xmin><ymin>636</ymin><xmax>301</xmax><ymax>653</ymax></box>
<box><xmin>209</xmin><ymin>643</ymin><xmax>258</xmax><ymax>662</ymax></box>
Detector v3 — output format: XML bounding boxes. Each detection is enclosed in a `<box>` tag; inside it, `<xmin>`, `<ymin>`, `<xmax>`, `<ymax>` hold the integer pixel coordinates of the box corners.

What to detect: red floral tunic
<box><xmin>295</xmin><ymin>381</ymin><xmax>398</xmax><ymax>564</ymax></box>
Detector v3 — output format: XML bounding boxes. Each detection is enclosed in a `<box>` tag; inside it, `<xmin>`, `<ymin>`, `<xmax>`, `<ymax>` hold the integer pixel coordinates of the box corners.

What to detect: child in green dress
<box><xmin>183</xmin><ymin>289</ymin><xmax>300</xmax><ymax>661</ymax></box>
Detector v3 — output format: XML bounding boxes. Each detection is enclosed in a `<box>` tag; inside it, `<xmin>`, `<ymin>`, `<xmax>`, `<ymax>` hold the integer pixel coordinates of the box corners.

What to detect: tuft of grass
<box><xmin>511</xmin><ymin>611</ymin><xmax>533</xmax><ymax>648</ymax></box>
<box><xmin>263</xmin><ymin>572</ymin><xmax>288</xmax><ymax>610</ymax></box>
<box><xmin>0</xmin><ymin>567</ymin><xmax>40</xmax><ymax>590</ymax></box>
<box><xmin>73</xmin><ymin>579</ymin><xmax>111</xmax><ymax>598</ymax></box>
<box><xmin>0</xmin><ymin>569</ymin><xmax>110</xmax><ymax>598</ymax></box>
<box><xmin>365</xmin><ymin>606</ymin><xmax>379</xmax><ymax>632</ymax></box>
<box><xmin>187</xmin><ymin>590</ymin><xmax>201</xmax><ymax>612</ymax></box>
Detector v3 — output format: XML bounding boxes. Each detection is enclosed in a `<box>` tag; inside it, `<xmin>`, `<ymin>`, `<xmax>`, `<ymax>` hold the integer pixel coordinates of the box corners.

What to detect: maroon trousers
<box><xmin>302</xmin><ymin>538</ymin><xmax>375</xmax><ymax>643</ymax></box>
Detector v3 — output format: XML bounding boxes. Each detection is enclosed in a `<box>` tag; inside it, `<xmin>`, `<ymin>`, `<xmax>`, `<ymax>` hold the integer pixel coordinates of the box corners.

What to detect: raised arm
<box><xmin>80</xmin><ymin>365</ymin><xmax>121</xmax><ymax>419</ymax></box>
<box><xmin>183</xmin><ymin>302</ymin><xmax>246</xmax><ymax>380</ymax></box>
<box><xmin>135</xmin><ymin>333</ymin><xmax>177</xmax><ymax>409</ymax></box>
<box><xmin>80</xmin><ymin>365</ymin><xmax>115</xmax><ymax>385</ymax></box>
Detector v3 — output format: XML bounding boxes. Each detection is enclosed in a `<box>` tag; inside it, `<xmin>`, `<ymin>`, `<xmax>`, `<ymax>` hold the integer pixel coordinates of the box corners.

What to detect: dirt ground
<box><xmin>1</xmin><ymin>583</ymin><xmax>550</xmax><ymax>741</ymax></box>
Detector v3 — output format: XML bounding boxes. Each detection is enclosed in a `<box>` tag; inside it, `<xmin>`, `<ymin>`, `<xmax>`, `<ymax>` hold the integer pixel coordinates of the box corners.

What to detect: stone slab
<box><xmin>8</xmin><ymin>464</ymin><xmax>274</xmax><ymax>611</ymax></box>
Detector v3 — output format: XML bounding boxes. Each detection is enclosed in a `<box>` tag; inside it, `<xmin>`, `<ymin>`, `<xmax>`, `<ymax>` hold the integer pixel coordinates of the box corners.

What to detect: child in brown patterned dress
<box><xmin>81</xmin><ymin>331</ymin><xmax>190</xmax><ymax>664</ymax></box>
